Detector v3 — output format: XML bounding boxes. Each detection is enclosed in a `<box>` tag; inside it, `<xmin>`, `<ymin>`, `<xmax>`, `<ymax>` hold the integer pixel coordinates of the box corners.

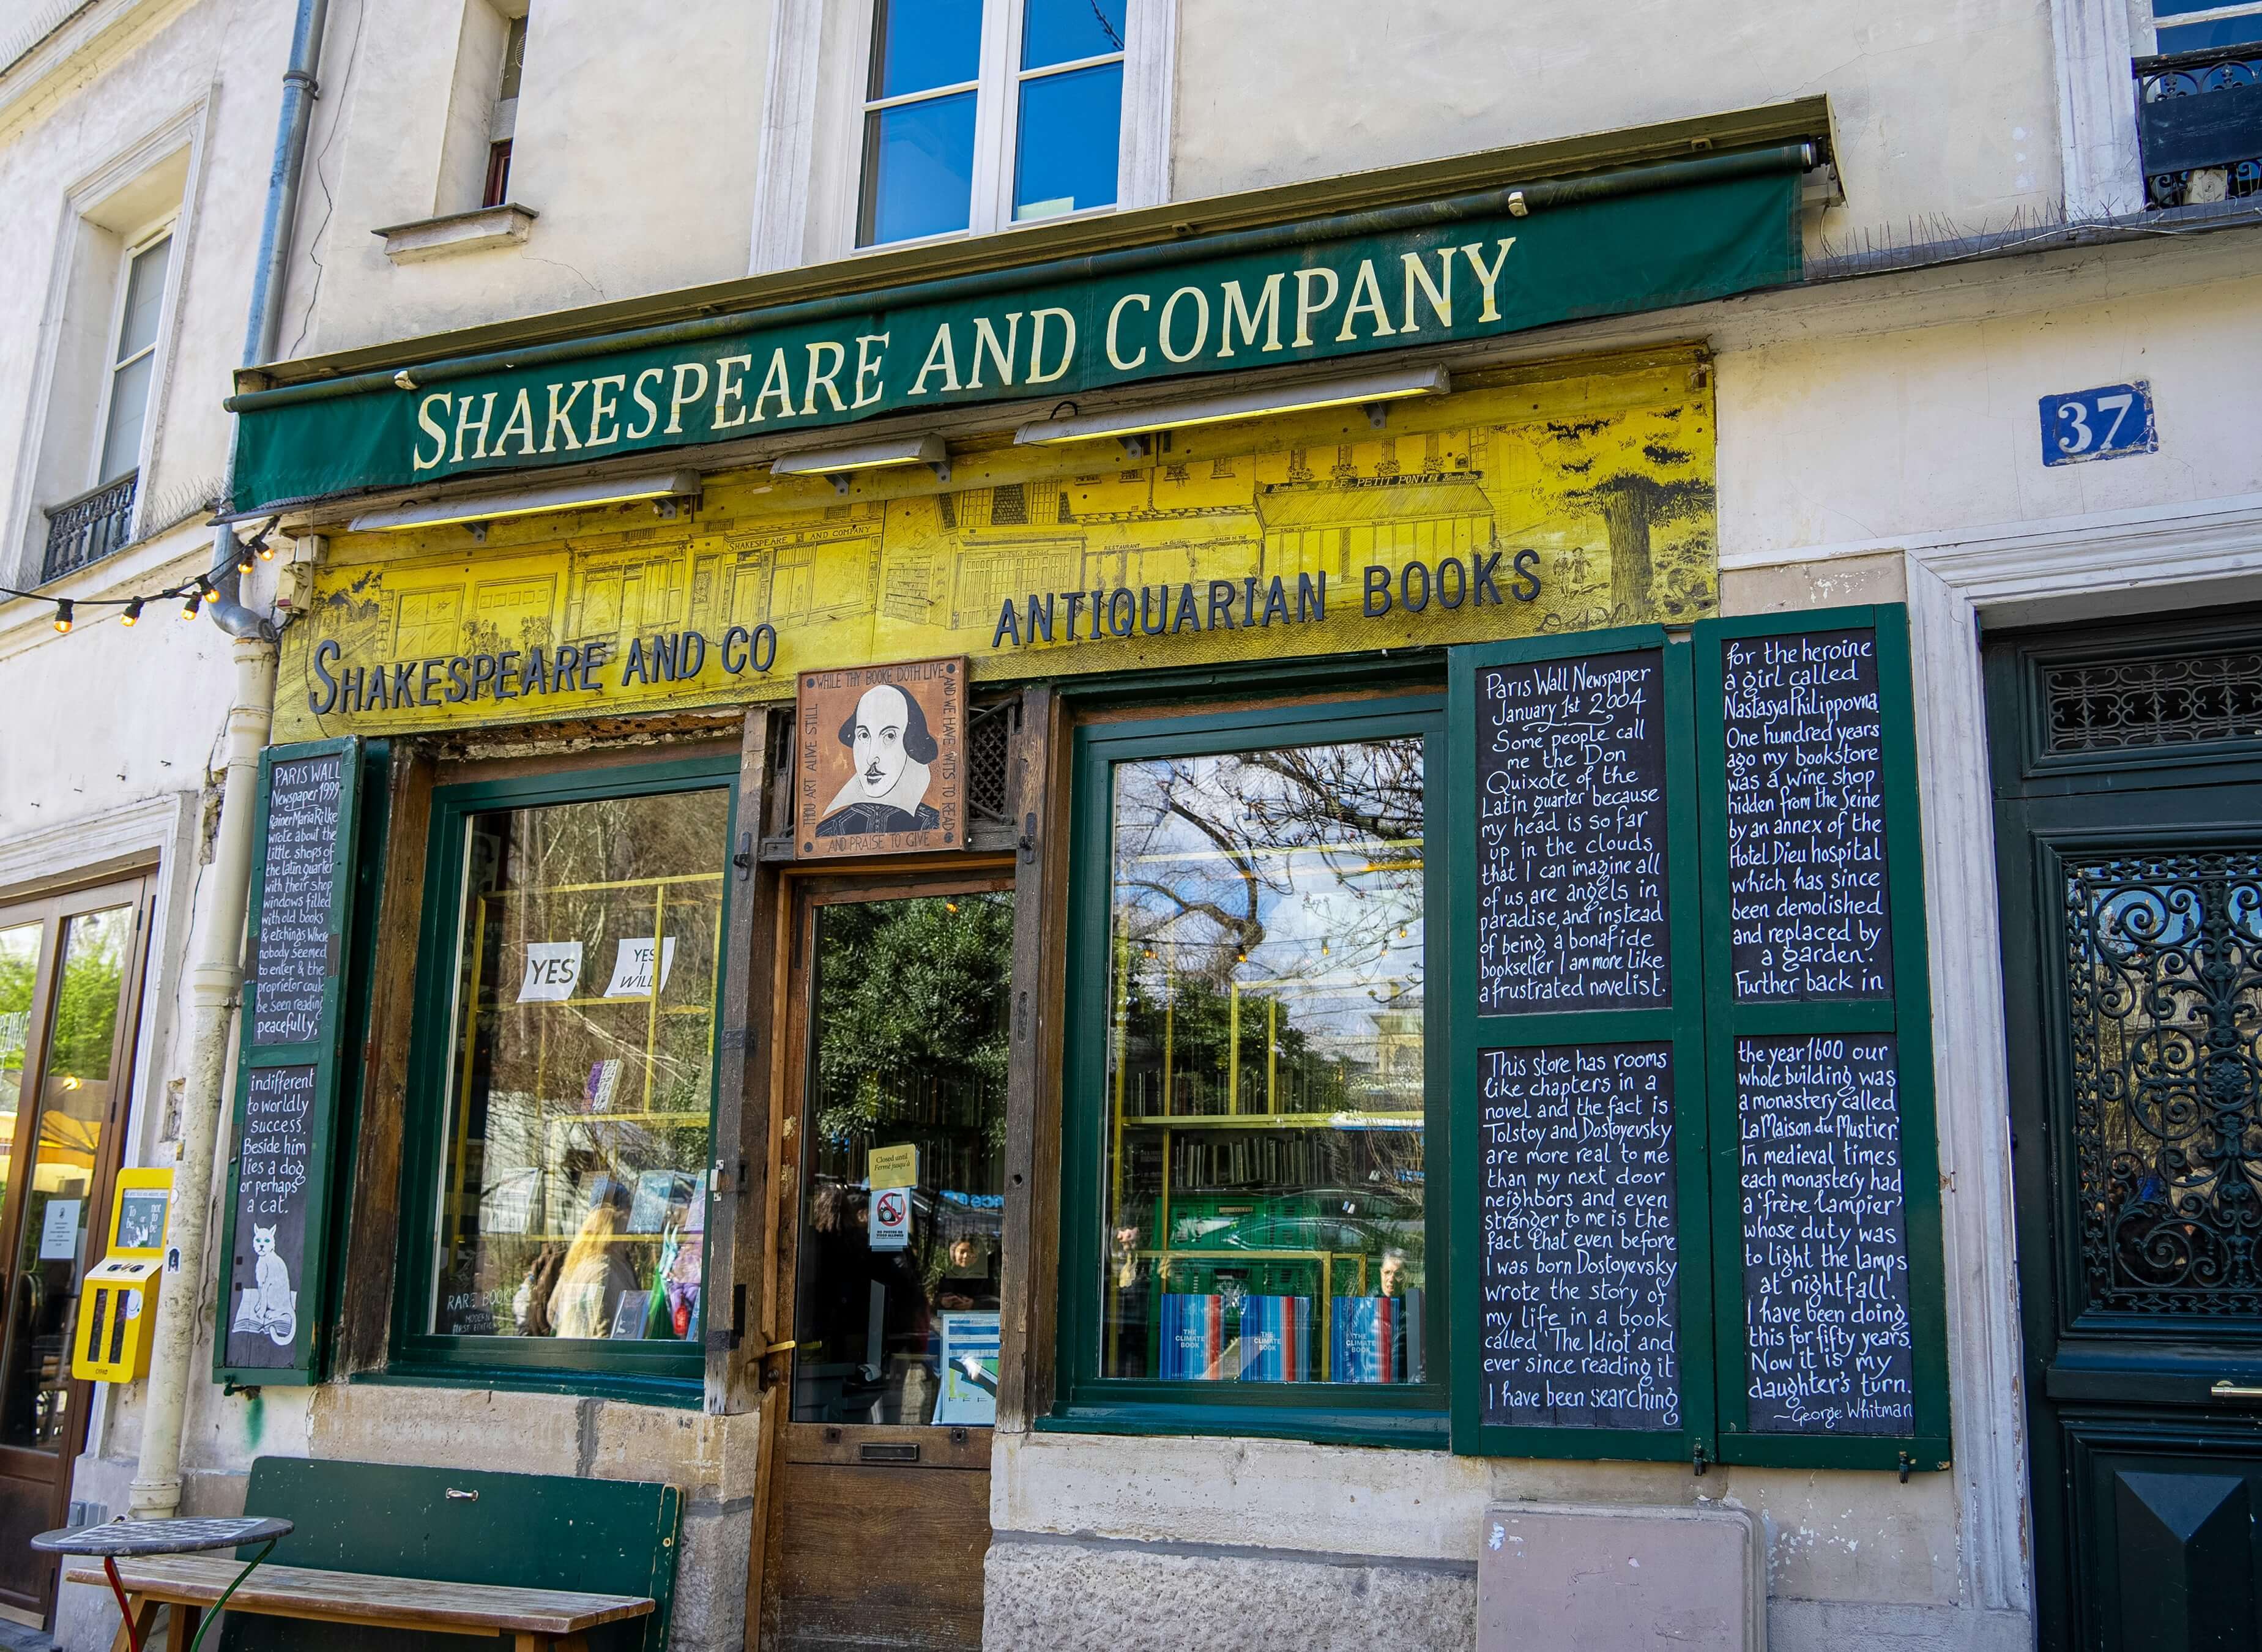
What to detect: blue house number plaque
<box><xmin>2041</xmin><ymin>381</ymin><xmax>2157</xmax><ymax>466</ymax></box>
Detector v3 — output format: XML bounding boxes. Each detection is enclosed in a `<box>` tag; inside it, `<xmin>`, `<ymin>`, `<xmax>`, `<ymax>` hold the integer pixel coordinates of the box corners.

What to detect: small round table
<box><xmin>31</xmin><ymin>1515</ymin><xmax>291</xmax><ymax>1652</ymax></box>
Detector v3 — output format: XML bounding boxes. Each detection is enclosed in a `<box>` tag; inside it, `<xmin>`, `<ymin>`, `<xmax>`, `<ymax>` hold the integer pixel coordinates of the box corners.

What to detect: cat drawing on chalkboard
<box><xmin>229</xmin><ymin>1224</ymin><xmax>297</xmax><ymax>1346</ymax></box>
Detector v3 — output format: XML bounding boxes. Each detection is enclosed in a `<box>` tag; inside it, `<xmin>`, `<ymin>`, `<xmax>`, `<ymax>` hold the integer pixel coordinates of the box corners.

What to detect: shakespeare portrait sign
<box><xmin>795</xmin><ymin>658</ymin><xmax>968</xmax><ymax>857</ymax></box>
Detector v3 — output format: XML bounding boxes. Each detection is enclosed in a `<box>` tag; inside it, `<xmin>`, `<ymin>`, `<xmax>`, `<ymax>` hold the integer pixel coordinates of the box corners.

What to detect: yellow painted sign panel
<box><xmin>277</xmin><ymin>354</ymin><xmax>1718</xmax><ymax>742</ymax></box>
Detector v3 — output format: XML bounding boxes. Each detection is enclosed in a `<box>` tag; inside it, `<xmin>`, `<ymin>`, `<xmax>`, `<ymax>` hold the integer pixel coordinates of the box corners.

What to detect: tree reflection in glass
<box><xmin>1102</xmin><ymin>739</ymin><xmax>1428</xmax><ymax>1385</ymax></box>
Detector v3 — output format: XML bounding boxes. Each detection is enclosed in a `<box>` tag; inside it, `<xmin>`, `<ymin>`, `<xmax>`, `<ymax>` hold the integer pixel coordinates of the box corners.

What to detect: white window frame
<box><xmin>2140</xmin><ymin>0</ymin><xmax>2262</xmax><ymax>53</ymax></box>
<box><xmin>747</xmin><ymin>0</ymin><xmax>1175</xmax><ymax>272</ymax></box>
<box><xmin>88</xmin><ymin>221</ymin><xmax>174</xmax><ymax>490</ymax></box>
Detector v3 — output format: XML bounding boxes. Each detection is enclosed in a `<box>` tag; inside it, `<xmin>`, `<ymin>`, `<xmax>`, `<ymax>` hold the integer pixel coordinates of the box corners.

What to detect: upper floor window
<box><xmin>858</xmin><ymin>0</ymin><xmax>1126</xmax><ymax>248</ymax></box>
<box><xmin>483</xmin><ymin>14</ymin><xmax>528</xmax><ymax>207</ymax></box>
<box><xmin>2134</xmin><ymin>0</ymin><xmax>2262</xmax><ymax>207</ymax></box>
<box><xmin>95</xmin><ymin>233</ymin><xmax>170</xmax><ymax>488</ymax></box>
<box><xmin>2151</xmin><ymin>0</ymin><xmax>2262</xmax><ymax>53</ymax></box>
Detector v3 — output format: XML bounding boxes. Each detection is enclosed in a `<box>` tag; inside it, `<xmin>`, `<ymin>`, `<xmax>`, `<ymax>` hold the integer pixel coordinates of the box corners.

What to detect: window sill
<box><xmin>373</xmin><ymin>202</ymin><xmax>539</xmax><ymax>265</ymax></box>
<box><xmin>351</xmin><ymin>1363</ymin><xmax>702</xmax><ymax>1408</ymax></box>
<box><xmin>1038</xmin><ymin>1401</ymin><xmax>1449</xmax><ymax>1451</ymax></box>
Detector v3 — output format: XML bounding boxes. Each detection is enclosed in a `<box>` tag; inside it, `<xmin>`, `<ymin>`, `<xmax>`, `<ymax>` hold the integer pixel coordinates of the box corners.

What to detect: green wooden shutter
<box><xmin>214</xmin><ymin>737</ymin><xmax>366</xmax><ymax>1385</ymax></box>
<box><xmin>1447</xmin><ymin>627</ymin><xmax>1716</xmax><ymax>1462</ymax></box>
<box><xmin>1693</xmin><ymin>606</ymin><xmax>1951</xmax><ymax>1471</ymax></box>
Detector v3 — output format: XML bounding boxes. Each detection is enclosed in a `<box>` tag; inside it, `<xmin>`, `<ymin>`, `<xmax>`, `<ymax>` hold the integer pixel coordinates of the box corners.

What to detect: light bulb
<box><xmin>120</xmin><ymin>598</ymin><xmax>142</xmax><ymax>627</ymax></box>
<box><xmin>180</xmin><ymin>589</ymin><xmax>202</xmax><ymax>620</ymax></box>
<box><xmin>51</xmin><ymin>600</ymin><xmax>72</xmax><ymax>634</ymax></box>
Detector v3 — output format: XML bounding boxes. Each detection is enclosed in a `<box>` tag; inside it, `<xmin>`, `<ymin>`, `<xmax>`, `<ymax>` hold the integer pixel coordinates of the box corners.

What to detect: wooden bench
<box><xmin>64</xmin><ymin>1553</ymin><xmax>650</xmax><ymax>1651</ymax></box>
<box><xmin>63</xmin><ymin>1456</ymin><xmax>683</xmax><ymax>1652</ymax></box>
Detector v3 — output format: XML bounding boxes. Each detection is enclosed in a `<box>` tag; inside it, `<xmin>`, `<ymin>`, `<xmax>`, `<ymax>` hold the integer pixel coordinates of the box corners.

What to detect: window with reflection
<box><xmin>0</xmin><ymin>904</ymin><xmax>134</xmax><ymax>1449</ymax></box>
<box><xmin>427</xmin><ymin>786</ymin><xmax>729</xmax><ymax>1351</ymax></box>
<box><xmin>1100</xmin><ymin>738</ymin><xmax>1429</xmax><ymax>1385</ymax></box>
<box><xmin>858</xmin><ymin>0</ymin><xmax>1126</xmax><ymax>247</ymax></box>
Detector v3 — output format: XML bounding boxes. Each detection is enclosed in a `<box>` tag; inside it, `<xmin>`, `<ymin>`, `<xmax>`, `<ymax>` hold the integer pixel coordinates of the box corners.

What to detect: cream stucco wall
<box><xmin>0</xmin><ymin>0</ymin><xmax>296</xmax><ymax>590</ymax></box>
<box><xmin>280</xmin><ymin>0</ymin><xmax>772</xmax><ymax>357</ymax></box>
<box><xmin>1170</xmin><ymin>0</ymin><xmax>2061</xmax><ymax>248</ymax></box>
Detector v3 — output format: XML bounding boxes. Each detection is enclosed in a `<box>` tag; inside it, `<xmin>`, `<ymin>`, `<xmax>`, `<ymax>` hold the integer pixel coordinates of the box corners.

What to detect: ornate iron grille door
<box><xmin>2066</xmin><ymin>850</ymin><xmax>2262</xmax><ymax>1320</ymax></box>
<box><xmin>1989</xmin><ymin>620</ymin><xmax>2262</xmax><ymax>1652</ymax></box>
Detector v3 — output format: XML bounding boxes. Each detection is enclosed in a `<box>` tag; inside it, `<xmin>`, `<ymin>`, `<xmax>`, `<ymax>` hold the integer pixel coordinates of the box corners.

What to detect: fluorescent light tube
<box><xmin>772</xmin><ymin>434</ymin><xmax>951</xmax><ymax>486</ymax></box>
<box><xmin>349</xmin><ymin>471</ymin><xmax>700</xmax><ymax>533</ymax></box>
<box><xmin>1014</xmin><ymin>366</ymin><xmax>1451</xmax><ymax>449</ymax></box>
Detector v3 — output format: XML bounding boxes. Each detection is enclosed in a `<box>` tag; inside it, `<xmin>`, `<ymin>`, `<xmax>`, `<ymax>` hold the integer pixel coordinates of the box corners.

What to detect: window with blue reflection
<box><xmin>1014</xmin><ymin>61</ymin><xmax>1122</xmax><ymax>221</ymax></box>
<box><xmin>871</xmin><ymin>0</ymin><xmax>984</xmax><ymax>98</ymax></box>
<box><xmin>2151</xmin><ymin>0</ymin><xmax>2262</xmax><ymax>52</ymax></box>
<box><xmin>2155</xmin><ymin>15</ymin><xmax>2262</xmax><ymax>51</ymax></box>
<box><xmin>1022</xmin><ymin>0</ymin><xmax>1124</xmax><ymax>69</ymax></box>
<box><xmin>862</xmin><ymin>92</ymin><xmax>979</xmax><ymax>244</ymax></box>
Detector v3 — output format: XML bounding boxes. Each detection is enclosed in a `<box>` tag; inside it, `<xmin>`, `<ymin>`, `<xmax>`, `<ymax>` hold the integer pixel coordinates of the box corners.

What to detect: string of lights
<box><xmin>0</xmin><ymin>518</ymin><xmax>278</xmax><ymax>633</ymax></box>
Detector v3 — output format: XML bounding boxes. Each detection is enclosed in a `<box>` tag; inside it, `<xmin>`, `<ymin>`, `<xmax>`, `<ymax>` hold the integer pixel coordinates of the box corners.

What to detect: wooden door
<box><xmin>761</xmin><ymin>872</ymin><xmax>1014</xmax><ymax>1652</ymax></box>
<box><xmin>0</xmin><ymin>876</ymin><xmax>151</xmax><ymax>1615</ymax></box>
<box><xmin>1987</xmin><ymin>617</ymin><xmax>2262</xmax><ymax>1648</ymax></box>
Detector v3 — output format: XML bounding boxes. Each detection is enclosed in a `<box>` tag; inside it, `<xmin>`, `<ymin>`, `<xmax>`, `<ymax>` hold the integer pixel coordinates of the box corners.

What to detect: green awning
<box><xmin>228</xmin><ymin>143</ymin><xmax>1807</xmax><ymax>515</ymax></box>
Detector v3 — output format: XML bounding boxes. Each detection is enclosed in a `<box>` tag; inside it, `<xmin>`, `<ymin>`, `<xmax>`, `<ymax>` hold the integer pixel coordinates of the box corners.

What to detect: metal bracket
<box><xmin>1017</xmin><ymin>811</ymin><xmax>1039</xmax><ymax>865</ymax></box>
<box><xmin>1364</xmin><ymin>402</ymin><xmax>1389</xmax><ymax>430</ymax></box>
<box><xmin>467</xmin><ymin>522</ymin><xmax>488</xmax><ymax>543</ymax></box>
<box><xmin>1692</xmin><ymin>1442</ymin><xmax>1708</xmax><ymax>1476</ymax></box>
<box><xmin>1897</xmin><ymin>1451</ymin><xmax>1914</xmax><ymax>1484</ymax></box>
<box><xmin>827</xmin><ymin>474</ymin><xmax>851</xmax><ymax>495</ymax></box>
<box><xmin>1117</xmin><ymin>433</ymin><xmax>1149</xmax><ymax>459</ymax></box>
<box><xmin>732</xmin><ymin>830</ymin><xmax>754</xmax><ymax>878</ymax></box>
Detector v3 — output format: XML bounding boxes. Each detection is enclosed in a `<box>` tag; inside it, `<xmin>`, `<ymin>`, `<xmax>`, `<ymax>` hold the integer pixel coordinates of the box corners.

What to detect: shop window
<box><xmin>395</xmin><ymin>758</ymin><xmax>736</xmax><ymax>1386</ymax></box>
<box><xmin>858</xmin><ymin>0</ymin><xmax>1126</xmax><ymax>247</ymax></box>
<box><xmin>1057</xmin><ymin>699</ymin><xmax>1446</xmax><ymax>1440</ymax></box>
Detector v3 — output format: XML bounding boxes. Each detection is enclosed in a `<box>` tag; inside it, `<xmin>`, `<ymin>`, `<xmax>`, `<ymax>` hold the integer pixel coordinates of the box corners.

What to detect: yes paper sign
<box><xmin>604</xmin><ymin>937</ymin><xmax>677</xmax><ymax>999</ymax></box>
<box><xmin>518</xmin><ymin>941</ymin><xmax>583</xmax><ymax>1002</ymax></box>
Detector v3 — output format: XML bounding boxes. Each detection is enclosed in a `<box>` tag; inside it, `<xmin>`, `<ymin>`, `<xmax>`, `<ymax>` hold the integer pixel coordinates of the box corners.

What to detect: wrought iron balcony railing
<box><xmin>2135</xmin><ymin>42</ymin><xmax>2262</xmax><ymax>209</ymax></box>
<box><xmin>42</xmin><ymin>471</ymin><xmax>136</xmax><ymax>581</ymax></box>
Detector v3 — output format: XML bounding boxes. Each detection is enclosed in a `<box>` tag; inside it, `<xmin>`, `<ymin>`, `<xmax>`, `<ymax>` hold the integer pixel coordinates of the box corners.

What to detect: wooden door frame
<box><xmin>753</xmin><ymin>859</ymin><xmax>1014</xmax><ymax>1652</ymax></box>
<box><xmin>0</xmin><ymin>871</ymin><xmax>154</xmax><ymax>1615</ymax></box>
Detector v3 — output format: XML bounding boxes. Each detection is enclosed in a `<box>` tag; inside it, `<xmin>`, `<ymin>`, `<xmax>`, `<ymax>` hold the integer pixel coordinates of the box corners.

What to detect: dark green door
<box><xmin>1989</xmin><ymin>616</ymin><xmax>2262</xmax><ymax>1649</ymax></box>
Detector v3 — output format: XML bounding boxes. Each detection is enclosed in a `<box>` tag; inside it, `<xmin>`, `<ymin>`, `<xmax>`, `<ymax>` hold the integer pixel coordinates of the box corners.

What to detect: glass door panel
<box><xmin>791</xmin><ymin>891</ymin><xmax>1014</xmax><ymax>1426</ymax></box>
<box><xmin>0</xmin><ymin>904</ymin><xmax>132</xmax><ymax>1453</ymax></box>
<box><xmin>0</xmin><ymin>921</ymin><xmax>47</xmax><ymax>1244</ymax></box>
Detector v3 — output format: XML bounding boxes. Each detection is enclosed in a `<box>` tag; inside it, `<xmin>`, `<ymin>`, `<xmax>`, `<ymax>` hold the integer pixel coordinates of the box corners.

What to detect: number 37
<box><xmin>2042</xmin><ymin>382</ymin><xmax>2154</xmax><ymax>466</ymax></box>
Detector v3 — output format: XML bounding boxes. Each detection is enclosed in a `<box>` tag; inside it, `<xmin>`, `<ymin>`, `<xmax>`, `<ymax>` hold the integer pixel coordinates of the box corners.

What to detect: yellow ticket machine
<box><xmin>73</xmin><ymin>1170</ymin><xmax>171</xmax><ymax>1382</ymax></box>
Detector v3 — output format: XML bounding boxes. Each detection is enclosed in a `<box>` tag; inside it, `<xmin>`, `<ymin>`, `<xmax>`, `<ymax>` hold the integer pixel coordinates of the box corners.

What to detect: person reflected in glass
<box><xmin>817</xmin><ymin>685</ymin><xmax>941</xmax><ymax>838</ymax></box>
<box><xmin>936</xmin><ymin>1234</ymin><xmax>999</xmax><ymax>1311</ymax></box>
<box><xmin>550</xmin><ymin>1179</ymin><xmax>636</xmax><ymax>1339</ymax></box>
<box><xmin>1380</xmin><ymin>1247</ymin><xmax>1423</xmax><ymax>1383</ymax></box>
<box><xmin>1107</xmin><ymin>1220</ymin><xmax>1156</xmax><ymax>1377</ymax></box>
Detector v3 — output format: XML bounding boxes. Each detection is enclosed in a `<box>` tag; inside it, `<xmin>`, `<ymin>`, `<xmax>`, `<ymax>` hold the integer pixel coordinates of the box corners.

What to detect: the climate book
<box><xmin>1159</xmin><ymin>1294</ymin><xmax>1225</xmax><ymax>1380</ymax></box>
<box><xmin>1238</xmin><ymin>1295</ymin><xmax>1311</xmax><ymax>1382</ymax></box>
<box><xmin>1333</xmin><ymin>1295</ymin><xmax>1399</xmax><ymax>1383</ymax></box>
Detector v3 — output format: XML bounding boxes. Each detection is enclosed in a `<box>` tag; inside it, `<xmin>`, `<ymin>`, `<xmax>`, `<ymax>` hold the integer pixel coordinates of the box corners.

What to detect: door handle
<box><xmin>2209</xmin><ymin>1379</ymin><xmax>2262</xmax><ymax>1400</ymax></box>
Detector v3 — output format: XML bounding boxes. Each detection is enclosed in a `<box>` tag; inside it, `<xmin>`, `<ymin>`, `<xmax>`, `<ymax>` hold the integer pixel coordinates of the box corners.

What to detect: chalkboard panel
<box><xmin>1738</xmin><ymin>1034</ymin><xmax>1914</xmax><ymax>1435</ymax></box>
<box><xmin>251</xmin><ymin>751</ymin><xmax>348</xmax><ymax>1045</ymax></box>
<box><xmin>1475</xmin><ymin>650</ymin><xmax>1672</xmax><ymax>1012</ymax></box>
<box><xmin>223</xmin><ymin>1063</ymin><xmax>317</xmax><ymax>1370</ymax></box>
<box><xmin>1720</xmin><ymin>629</ymin><xmax>1891</xmax><ymax>1001</ymax></box>
<box><xmin>1478</xmin><ymin>1043</ymin><xmax>1679</xmax><ymax>1431</ymax></box>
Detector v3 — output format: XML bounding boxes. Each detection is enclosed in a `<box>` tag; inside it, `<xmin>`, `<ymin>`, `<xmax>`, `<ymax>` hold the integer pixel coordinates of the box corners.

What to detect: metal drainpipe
<box><xmin>127</xmin><ymin>0</ymin><xmax>330</xmax><ymax>1522</ymax></box>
